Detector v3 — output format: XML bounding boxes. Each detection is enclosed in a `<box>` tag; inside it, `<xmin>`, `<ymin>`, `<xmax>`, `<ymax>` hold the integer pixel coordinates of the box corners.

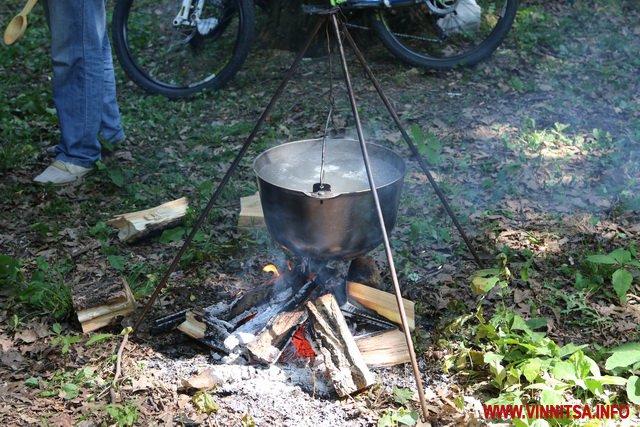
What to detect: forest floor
<box><xmin>1</xmin><ymin>0</ymin><xmax>640</xmax><ymax>426</ymax></box>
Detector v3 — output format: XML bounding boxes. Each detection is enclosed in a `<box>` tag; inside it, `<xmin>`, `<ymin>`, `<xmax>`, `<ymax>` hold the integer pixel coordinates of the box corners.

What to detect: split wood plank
<box><xmin>107</xmin><ymin>197</ymin><xmax>189</xmax><ymax>243</ymax></box>
<box><xmin>306</xmin><ymin>293</ymin><xmax>375</xmax><ymax>397</ymax></box>
<box><xmin>346</xmin><ymin>281</ymin><xmax>415</xmax><ymax>331</ymax></box>
<box><xmin>356</xmin><ymin>329</ymin><xmax>411</xmax><ymax>367</ymax></box>
<box><xmin>177</xmin><ymin>311</ymin><xmax>207</xmax><ymax>340</ymax></box>
<box><xmin>238</xmin><ymin>192</ymin><xmax>265</xmax><ymax>228</ymax></box>
<box><xmin>74</xmin><ymin>279</ymin><xmax>136</xmax><ymax>333</ymax></box>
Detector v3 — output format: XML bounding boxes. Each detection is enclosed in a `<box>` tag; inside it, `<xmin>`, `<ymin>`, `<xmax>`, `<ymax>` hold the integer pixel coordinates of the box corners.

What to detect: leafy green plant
<box><xmin>446</xmin><ymin>255</ymin><xmax>630</xmax><ymax>418</ymax></box>
<box><xmin>106</xmin><ymin>402</ymin><xmax>139</xmax><ymax>427</ymax></box>
<box><xmin>192</xmin><ymin>390</ymin><xmax>219</xmax><ymax>414</ymax></box>
<box><xmin>605</xmin><ymin>342</ymin><xmax>640</xmax><ymax>404</ymax></box>
<box><xmin>51</xmin><ymin>323</ymin><xmax>81</xmax><ymax>354</ymax></box>
<box><xmin>38</xmin><ymin>367</ymin><xmax>97</xmax><ymax>400</ymax></box>
<box><xmin>410</xmin><ymin>124</ymin><xmax>442</xmax><ymax>165</ymax></box>
<box><xmin>2</xmin><ymin>256</ymin><xmax>74</xmax><ymax>319</ymax></box>
<box><xmin>469</xmin><ymin>253</ymin><xmax>511</xmax><ymax>296</ymax></box>
<box><xmin>88</xmin><ymin>221</ymin><xmax>112</xmax><ymax>241</ymax></box>
<box><xmin>0</xmin><ymin>254</ymin><xmax>23</xmax><ymax>284</ymax></box>
<box><xmin>583</xmin><ymin>247</ymin><xmax>639</xmax><ymax>304</ymax></box>
<box><xmin>86</xmin><ymin>333</ymin><xmax>115</xmax><ymax>346</ymax></box>
<box><xmin>95</xmin><ymin>160</ymin><xmax>127</xmax><ymax>188</ymax></box>
<box><xmin>377</xmin><ymin>407</ymin><xmax>418</xmax><ymax>427</ymax></box>
<box><xmin>377</xmin><ymin>387</ymin><xmax>419</xmax><ymax>427</ymax></box>
<box><xmin>241</xmin><ymin>414</ymin><xmax>256</xmax><ymax>427</ymax></box>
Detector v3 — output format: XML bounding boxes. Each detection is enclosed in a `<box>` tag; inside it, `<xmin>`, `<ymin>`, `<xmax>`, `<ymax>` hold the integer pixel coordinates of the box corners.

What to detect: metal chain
<box><xmin>318</xmin><ymin>22</ymin><xmax>337</xmax><ymax>190</ymax></box>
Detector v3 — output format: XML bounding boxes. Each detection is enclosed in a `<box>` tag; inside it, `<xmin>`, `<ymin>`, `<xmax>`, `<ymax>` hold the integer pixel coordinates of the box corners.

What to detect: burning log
<box><xmin>224</xmin><ymin>272</ymin><xmax>318</xmax><ymax>351</ymax></box>
<box><xmin>346</xmin><ymin>281</ymin><xmax>415</xmax><ymax>331</ymax></box>
<box><xmin>306</xmin><ymin>293</ymin><xmax>375</xmax><ymax>397</ymax></box>
<box><xmin>172</xmin><ymin>266</ymin><xmax>418</xmax><ymax>395</ymax></box>
<box><xmin>73</xmin><ymin>279</ymin><xmax>136</xmax><ymax>333</ymax></box>
<box><xmin>246</xmin><ymin>308</ymin><xmax>308</xmax><ymax>364</ymax></box>
<box><xmin>107</xmin><ymin>197</ymin><xmax>189</xmax><ymax>243</ymax></box>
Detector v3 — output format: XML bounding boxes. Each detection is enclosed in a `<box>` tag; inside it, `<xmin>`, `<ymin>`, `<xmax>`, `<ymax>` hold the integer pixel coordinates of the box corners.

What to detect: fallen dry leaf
<box><xmin>15</xmin><ymin>329</ymin><xmax>38</xmax><ymax>344</ymax></box>
<box><xmin>181</xmin><ymin>368</ymin><xmax>221</xmax><ymax>390</ymax></box>
<box><xmin>0</xmin><ymin>351</ymin><xmax>25</xmax><ymax>369</ymax></box>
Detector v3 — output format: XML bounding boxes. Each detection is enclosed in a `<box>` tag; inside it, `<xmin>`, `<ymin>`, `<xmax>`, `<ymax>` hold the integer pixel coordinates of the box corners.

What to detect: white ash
<box><xmin>146</xmin><ymin>352</ymin><xmax>366</xmax><ymax>426</ymax></box>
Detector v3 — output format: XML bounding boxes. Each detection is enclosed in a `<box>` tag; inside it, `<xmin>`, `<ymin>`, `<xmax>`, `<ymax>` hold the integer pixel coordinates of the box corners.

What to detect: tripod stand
<box><xmin>133</xmin><ymin>7</ymin><xmax>483</xmax><ymax>420</ymax></box>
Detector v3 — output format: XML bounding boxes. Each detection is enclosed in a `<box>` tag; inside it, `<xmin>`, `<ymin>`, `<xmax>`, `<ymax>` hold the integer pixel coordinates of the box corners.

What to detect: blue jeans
<box><xmin>43</xmin><ymin>0</ymin><xmax>125</xmax><ymax>168</ymax></box>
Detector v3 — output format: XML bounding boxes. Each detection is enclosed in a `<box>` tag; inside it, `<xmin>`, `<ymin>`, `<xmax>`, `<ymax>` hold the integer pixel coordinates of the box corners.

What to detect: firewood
<box><xmin>356</xmin><ymin>329</ymin><xmax>411</xmax><ymax>367</ymax></box>
<box><xmin>246</xmin><ymin>308</ymin><xmax>308</xmax><ymax>364</ymax></box>
<box><xmin>346</xmin><ymin>281</ymin><xmax>415</xmax><ymax>331</ymax></box>
<box><xmin>238</xmin><ymin>192</ymin><xmax>265</xmax><ymax>228</ymax></box>
<box><xmin>306</xmin><ymin>293</ymin><xmax>375</xmax><ymax>397</ymax></box>
<box><xmin>177</xmin><ymin>311</ymin><xmax>207</xmax><ymax>340</ymax></box>
<box><xmin>73</xmin><ymin>279</ymin><xmax>136</xmax><ymax>333</ymax></box>
<box><xmin>347</xmin><ymin>256</ymin><xmax>382</xmax><ymax>289</ymax></box>
<box><xmin>107</xmin><ymin>197</ymin><xmax>189</xmax><ymax>243</ymax></box>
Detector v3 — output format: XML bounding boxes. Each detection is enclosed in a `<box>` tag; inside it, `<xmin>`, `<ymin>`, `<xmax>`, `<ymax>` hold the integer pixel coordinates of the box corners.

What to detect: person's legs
<box><xmin>42</xmin><ymin>0</ymin><xmax>107</xmax><ymax>168</ymax></box>
<box><xmin>99</xmin><ymin>27</ymin><xmax>126</xmax><ymax>145</ymax></box>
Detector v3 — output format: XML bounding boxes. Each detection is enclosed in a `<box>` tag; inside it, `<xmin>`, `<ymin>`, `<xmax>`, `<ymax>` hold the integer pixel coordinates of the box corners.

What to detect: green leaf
<box><xmin>525</xmin><ymin>317</ymin><xmax>548</xmax><ymax>331</ymax></box>
<box><xmin>521</xmin><ymin>358</ymin><xmax>543</xmax><ymax>383</ymax></box>
<box><xmin>391</xmin><ymin>386</ymin><xmax>414</xmax><ymax>405</ymax></box>
<box><xmin>471</xmin><ymin>275</ymin><xmax>500</xmax><ymax>295</ymax></box>
<box><xmin>52</xmin><ymin>323</ymin><xmax>62</xmax><ymax>334</ymax></box>
<box><xmin>551</xmin><ymin>360</ymin><xmax>576</xmax><ymax>381</ymax></box>
<box><xmin>610</xmin><ymin>248</ymin><xmax>631</xmax><ymax>265</ymax></box>
<box><xmin>86</xmin><ymin>333</ymin><xmax>114</xmax><ymax>346</ymax></box>
<box><xmin>25</xmin><ymin>377</ymin><xmax>39</xmax><ymax>388</ymax></box>
<box><xmin>488</xmin><ymin>359</ymin><xmax>506</xmax><ymax>387</ymax></box>
<box><xmin>39</xmin><ymin>390</ymin><xmax>58</xmax><ymax>397</ymax></box>
<box><xmin>612</xmin><ymin>268</ymin><xmax>633</xmax><ymax>304</ymax></box>
<box><xmin>584</xmin><ymin>378</ymin><xmax>604</xmax><ymax>396</ymax></box>
<box><xmin>586</xmin><ymin>254</ymin><xmax>618</xmax><ymax>265</ymax></box>
<box><xmin>108</xmin><ymin>255</ymin><xmax>126</xmax><ymax>271</ymax></box>
<box><xmin>159</xmin><ymin>227</ymin><xmax>186</xmax><ymax>243</ymax></box>
<box><xmin>540</xmin><ymin>389</ymin><xmax>563</xmax><ymax>405</ymax></box>
<box><xmin>377</xmin><ymin>412</ymin><xmax>394</xmax><ymax>427</ymax></box>
<box><xmin>510</xmin><ymin>314</ymin><xmax>529</xmax><ymax>331</ymax></box>
<box><xmin>107</xmin><ymin>167</ymin><xmax>125</xmax><ymax>187</ymax></box>
<box><xmin>61</xmin><ymin>383</ymin><xmax>79</xmax><ymax>400</ymax></box>
<box><xmin>395</xmin><ymin>408</ymin><xmax>418</xmax><ymax>426</ymax></box>
<box><xmin>484</xmin><ymin>352</ymin><xmax>504</xmax><ymax>364</ymax></box>
<box><xmin>605</xmin><ymin>342</ymin><xmax>640</xmax><ymax>370</ymax></box>
<box><xmin>626</xmin><ymin>376</ymin><xmax>640</xmax><ymax>404</ymax></box>
<box><xmin>192</xmin><ymin>391</ymin><xmax>218</xmax><ymax>414</ymax></box>
<box><xmin>557</xmin><ymin>343</ymin><xmax>588</xmax><ymax>359</ymax></box>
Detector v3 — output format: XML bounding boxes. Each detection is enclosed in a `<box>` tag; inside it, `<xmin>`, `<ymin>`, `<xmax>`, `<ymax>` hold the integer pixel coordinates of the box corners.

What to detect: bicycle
<box><xmin>111</xmin><ymin>0</ymin><xmax>518</xmax><ymax>98</ymax></box>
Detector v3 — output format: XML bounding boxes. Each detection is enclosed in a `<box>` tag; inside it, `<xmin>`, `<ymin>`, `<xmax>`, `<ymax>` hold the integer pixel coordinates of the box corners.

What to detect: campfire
<box><xmin>156</xmin><ymin>257</ymin><xmax>415</xmax><ymax>397</ymax></box>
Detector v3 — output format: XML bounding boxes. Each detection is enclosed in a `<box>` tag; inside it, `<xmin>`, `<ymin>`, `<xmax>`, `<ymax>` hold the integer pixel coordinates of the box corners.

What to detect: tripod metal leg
<box><xmin>339</xmin><ymin>22</ymin><xmax>485</xmax><ymax>269</ymax></box>
<box><xmin>131</xmin><ymin>16</ymin><xmax>328</xmax><ymax>334</ymax></box>
<box><xmin>330</xmin><ymin>14</ymin><xmax>430</xmax><ymax>421</ymax></box>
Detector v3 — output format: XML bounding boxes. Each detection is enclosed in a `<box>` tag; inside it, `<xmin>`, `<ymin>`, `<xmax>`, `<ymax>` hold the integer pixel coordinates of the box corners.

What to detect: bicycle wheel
<box><xmin>370</xmin><ymin>0</ymin><xmax>518</xmax><ymax>69</ymax></box>
<box><xmin>112</xmin><ymin>0</ymin><xmax>255</xmax><ymax>98</ymax></box>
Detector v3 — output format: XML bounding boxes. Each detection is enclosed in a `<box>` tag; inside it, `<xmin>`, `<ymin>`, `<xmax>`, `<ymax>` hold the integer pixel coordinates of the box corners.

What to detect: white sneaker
<box><xmin>33</xmin><ymin>160</ymin><xmax>93</xmax><ymax>185</ymax></box>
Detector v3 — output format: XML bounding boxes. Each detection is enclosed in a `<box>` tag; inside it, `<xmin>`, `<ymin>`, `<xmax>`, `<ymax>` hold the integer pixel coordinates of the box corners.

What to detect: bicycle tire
<box><xmin>112</xmin><ymin>0</ymin><xmax>255</xmax><ymax>98</ymax></box>
<box><xmin>370</xmin><ymin>0</ymin><xmax>518</xmax><ymax>69</ymax></box>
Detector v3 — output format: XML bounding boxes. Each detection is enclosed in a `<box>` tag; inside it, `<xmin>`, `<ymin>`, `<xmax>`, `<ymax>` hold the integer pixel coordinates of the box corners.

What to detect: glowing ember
<box><xmin>263</xmin><ymin>264</ymin><xmax>280</xmax><ymax>277</ymax></box>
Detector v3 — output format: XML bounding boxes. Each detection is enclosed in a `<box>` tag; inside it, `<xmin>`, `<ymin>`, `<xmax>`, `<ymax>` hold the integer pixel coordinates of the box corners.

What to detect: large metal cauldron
<box><xmin>253</xmin><ymin>138</ymin><xmax>405</xmax><ymax>260</ymax></box>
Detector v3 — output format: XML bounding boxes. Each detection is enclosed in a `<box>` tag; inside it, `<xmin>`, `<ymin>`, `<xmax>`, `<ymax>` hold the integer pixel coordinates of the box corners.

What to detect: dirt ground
<box><xmin>1</xmin><ymin>0</ymin><xmax>640</xmax><ymax>426</ymax></box>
